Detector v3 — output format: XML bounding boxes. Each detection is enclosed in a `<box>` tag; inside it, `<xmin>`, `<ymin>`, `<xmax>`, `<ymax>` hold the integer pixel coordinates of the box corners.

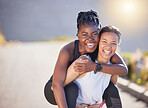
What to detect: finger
<box><xmin>74</xmin><ymin>66</ymin><xmax>85</xmax><ymax>71</ymax></box>
<box><xmin>79</xmin><ymin>55</ymin><xmax>88</xmax><ymax>60</ymax></box>
<box><xmin>77</xmin><ymin>58</ymin><xmax>88</xmax><ymax>63</ymax></box>
<box><xmin>74</xmin><ymin>68</ymin><xmax>84</xmax><ymax>72</ymax></box>
<box><xmin>75</xmin><ymin>62</ymin><xmax>85</xmax><ymax>66</ymax></box>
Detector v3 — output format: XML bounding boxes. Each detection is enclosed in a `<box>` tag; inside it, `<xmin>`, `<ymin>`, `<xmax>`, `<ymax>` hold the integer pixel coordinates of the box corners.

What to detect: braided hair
<box><xmin>77</xmin><ymin>10</ymin><xmax>100</xmax><ymax>31</ymax></box>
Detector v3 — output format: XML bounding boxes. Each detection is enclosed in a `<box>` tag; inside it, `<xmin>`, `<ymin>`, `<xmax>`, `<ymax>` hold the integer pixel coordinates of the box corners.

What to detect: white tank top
<box><xmin>74</xmin><ymin>55</ymin><xmax>111</xmax><ymax>105</ymax></box>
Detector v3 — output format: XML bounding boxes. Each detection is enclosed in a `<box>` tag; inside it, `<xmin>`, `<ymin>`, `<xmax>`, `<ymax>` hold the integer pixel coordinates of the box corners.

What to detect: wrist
<box><xmin>94</xmin><ymin>63</ymin><xmax>102</xmax><ymax>74</ymax></box>
<box><xmin>93</xmin><ymin>63</ymin><xmax>98</xmax><ymax>71</ymax></box>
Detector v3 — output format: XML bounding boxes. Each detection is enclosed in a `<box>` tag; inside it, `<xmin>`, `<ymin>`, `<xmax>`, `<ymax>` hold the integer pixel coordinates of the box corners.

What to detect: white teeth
<box><xmin>86</xmin><ymin>43</ymin><xmax>95</xmax><ymax>48</ymax></box>
<box><xmin>104</xmin><ymin>50</ymin><xmax>111</xmax><ymax>54</ymax></box>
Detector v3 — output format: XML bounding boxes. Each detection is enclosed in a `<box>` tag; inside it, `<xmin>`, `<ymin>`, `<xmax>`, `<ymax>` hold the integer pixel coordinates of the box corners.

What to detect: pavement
<box><xmin>118</xmin><ymin>77</ymin><xmax>148</xmax><ymax>104</ymax></box>
<box><xmin>0</xmin><ymin>41</ymin><xmax>147</xmax><ymax>108</ymax></box>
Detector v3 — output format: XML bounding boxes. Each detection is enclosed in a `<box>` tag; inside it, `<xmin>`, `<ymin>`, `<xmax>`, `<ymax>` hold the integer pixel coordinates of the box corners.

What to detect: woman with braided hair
<box><xmin>44</xmin><ymin>10</ymin><xmax>127</xmax><ymax>108</ymax></box>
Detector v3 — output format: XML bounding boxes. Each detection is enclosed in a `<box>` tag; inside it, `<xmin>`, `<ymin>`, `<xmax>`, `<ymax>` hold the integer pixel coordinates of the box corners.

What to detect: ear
<box><xmin>77</xmin><ymin>33</ymin><xmax>80</xmax><ymax>39</ymax></box>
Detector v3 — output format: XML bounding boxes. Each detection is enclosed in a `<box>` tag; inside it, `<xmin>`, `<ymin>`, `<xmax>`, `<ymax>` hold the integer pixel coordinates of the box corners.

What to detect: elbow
<box><xmin>52</xmin><ymin>81</ymin><xmax>63</xmax><ymax>92</ymax></box>
<box><xmin>123</xmin><ymin>66</ymin><xmax>128</xmax><ymax>75</ymax></box>
<box><xmin>118</xmin><ymin>64</ymin><xmax>128</xmax><ymax>75</ymax></box>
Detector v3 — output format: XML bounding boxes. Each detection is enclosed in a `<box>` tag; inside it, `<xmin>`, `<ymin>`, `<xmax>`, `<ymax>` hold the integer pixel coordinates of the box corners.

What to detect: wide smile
<box><xmin>103</xmin><ymin>50</ymin><xmax>112</xmax><ymax>55</ymax></box>
<box><xmin>86</xmin><ymin>43</ymin><xmax>95</xmax><ymax>49</ymax></box>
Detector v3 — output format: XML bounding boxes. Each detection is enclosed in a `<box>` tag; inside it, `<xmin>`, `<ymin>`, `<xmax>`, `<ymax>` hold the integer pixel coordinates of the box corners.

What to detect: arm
<box><xmin>110</xmin><ymin>75</ymin><xmax>118</xmax><ymax>85</ymax></box>
<box><xmin>65</xmin><ymin>56</ymin><xmax>119</xmax><ymax>85</ymax></box>
<box><xmin>63</xmin><ymin>56</ymin><xmax>87</xmax><ymax>86</ymax></box>
<box><xmin>63</xmin><ymin>59</ymin><xmax>80</xmax><ymax>86</ymax></box>
<box><xmin>73</xmin><ymin>52</ymin><xmax>128</xmax><ymax>75</ymax></box>
<box><xmin>101</xmin><ymin>52</ymin><xmax>128</xmax><ymax>75</ymax></box>
<box><xmin>52</xmin><ymin>42</ymin><xmax>74</xmax><ymax>108</ymax></box>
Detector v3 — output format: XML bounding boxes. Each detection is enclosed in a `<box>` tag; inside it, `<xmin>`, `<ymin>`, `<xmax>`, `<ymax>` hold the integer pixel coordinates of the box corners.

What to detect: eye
<box><xmin>93</xmin><ymin>33</ymin><xmax>98</xmax><ymax>35</ymax></box>
<box><xmin>102</xmin><ymin>41</ymin><xmax>107</xmax><ymax>43</ymax></box>
<box><xmin>82</xmin><ymin>34</ymin><xmax>88</xmax><ymax>39</ymax></box>
<box><xmin>92</xmin><ymin>32</ymin><xmax>98</xmax><ymax>36</ymax></box>
<box><xmin>112</xmin><ymin>43</ymin><xmax>117</xmax><ymax>45</ymax></box>
<box><xmin>82</xmin><ymin>34</ymin><xmax>87</xmax><ymax>36</ymax></box>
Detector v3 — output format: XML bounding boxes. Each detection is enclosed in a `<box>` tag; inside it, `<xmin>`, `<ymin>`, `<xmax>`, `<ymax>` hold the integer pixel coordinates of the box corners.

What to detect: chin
<box><xmin>86</xmin><ymin>49</ymin><xmax>96</xmax><ymax>53</ymax></box>
<box><xmin>86</xmin><ymin>47</ymin><xmax>97</xmax><ymax>53</ymax></box>
<box><xmin>101</xmin><ymin>53</ymin><xmax>111</xmax><ymax>59</ymax></box>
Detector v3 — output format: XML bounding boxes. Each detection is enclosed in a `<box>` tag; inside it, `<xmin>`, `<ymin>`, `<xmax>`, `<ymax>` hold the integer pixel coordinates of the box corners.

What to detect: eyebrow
<box><xmin>102</xmin><ymin>39</ymin><xmax>118</xmax><ymax>42</ymax></box>
<box><xmin>112</xmin><ymin>41</ymin><xmax>118</xmax><ymax>43</ymax></box>
<box><xmin>102</xmin><ymin>39</ymin><xmax>107</xmax><ymax>41</ymax></box>
<box><xmin>82</xmin><ymin>32</ymin><xmax>88</xmax><ymax>34</ymax></box>
<box><xmin>82</xmin><ymin>31</ymin><xmax>98</xmax><ymax>34</ymax></box>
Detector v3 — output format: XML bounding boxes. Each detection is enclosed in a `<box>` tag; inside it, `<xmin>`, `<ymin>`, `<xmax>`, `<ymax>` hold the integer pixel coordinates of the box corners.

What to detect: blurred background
<box><xmin>0</xmin><ymin>0</ymin><xmax>148</xmax><ymax>52</ymax></box>
<box><xmin>0</xmin><ymin>0</ymin><xmax>148</xmax><ymax>108</ymax></box>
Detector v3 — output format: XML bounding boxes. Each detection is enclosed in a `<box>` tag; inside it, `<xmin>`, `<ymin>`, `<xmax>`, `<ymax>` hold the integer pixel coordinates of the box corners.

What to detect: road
<box><xmin>0</xmin><ymin>41</ymin><xmax>147</xmax><ymax>108</ymax></box>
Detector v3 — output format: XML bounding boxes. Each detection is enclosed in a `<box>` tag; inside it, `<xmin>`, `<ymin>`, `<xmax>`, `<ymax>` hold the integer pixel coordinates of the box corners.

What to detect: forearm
<box><xmin>110</xmin><ymin>75</ymin><xmax>118</xmax><ymax>85</ymax></box>
<box><xmin>64</xmin><ymin>62</ymin><xmax>79</xmax><ymax>86</ymax></box>
<box><xmin>101</xmin><ymin>64</ymin><xmax>128</xmax><ymax>75</ymax></box>
<box><xmin>52</xmin><ymin>83</ymin><xmax>68</xmax><ymax>108</ymax></box>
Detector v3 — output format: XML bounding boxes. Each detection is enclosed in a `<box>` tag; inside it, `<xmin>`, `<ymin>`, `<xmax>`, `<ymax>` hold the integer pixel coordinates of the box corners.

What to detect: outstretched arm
<box><xmin>72</xmin><ymin>53</ymin><xmax>128</xmax><ymax>75</ymax></box>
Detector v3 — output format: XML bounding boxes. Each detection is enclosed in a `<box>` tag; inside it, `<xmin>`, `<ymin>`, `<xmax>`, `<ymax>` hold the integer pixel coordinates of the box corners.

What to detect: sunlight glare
<box><xmin>123</xmin><ymin>2</ymin><xmax>135</xmax><ymax>13</ymax></box>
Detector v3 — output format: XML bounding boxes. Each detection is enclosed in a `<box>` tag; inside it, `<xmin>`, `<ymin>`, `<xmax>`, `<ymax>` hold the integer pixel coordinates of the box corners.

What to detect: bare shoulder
<box><xmin>59</xmin><ymin>40</ymin><xmax>75</xmax><ymax>61</ymax></box>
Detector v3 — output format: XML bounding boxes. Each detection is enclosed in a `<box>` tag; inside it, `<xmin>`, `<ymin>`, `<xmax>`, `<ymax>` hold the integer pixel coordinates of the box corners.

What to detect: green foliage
<box><xmin>136</xmin><ymin>78</ymin><xmax>142</xmax><ymax>84</ymax></box>
<box><xmin>140</xmin><ymin>69</ymin><xmax>148</xmax><ymax>84</ymax></box>
<box><xmin>122</xmin><ymin>52</ymin><xmax>148</xmax><ymax>85</ymax></box>
<box><xmin>143</xmin><ymin>51</ymin><xmax>148</xmax><ymax>56</ymax></box>
<box><xmin>122</xmin><ymin>53</ymin><xmax>133</xmax><ymax>79</ymax></box>
<box><xmin>131</xmin><ymin>73</ymin><xmax>136</xmax><ymax>81</ymax></box>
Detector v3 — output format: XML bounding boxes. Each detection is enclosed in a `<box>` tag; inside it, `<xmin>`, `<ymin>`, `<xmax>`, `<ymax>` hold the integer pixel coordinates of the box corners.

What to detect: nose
<box><xmin>106</xmin><ymin>43</ymin><xmax>111</xmax><ymax>49</ymax></box>
<box><xmin>88</xmin><ymin>35</ymin><xmax>94</xmax><ymax>40</ymax></box>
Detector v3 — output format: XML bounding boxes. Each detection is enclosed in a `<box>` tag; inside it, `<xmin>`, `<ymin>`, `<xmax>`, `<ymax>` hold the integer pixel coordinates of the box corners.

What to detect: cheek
<box><xmin>112</xmin><ymin>46</ymin><xmax>117</xmax><ymax>52</ymax></box>
<box><xmin>99</xmin><ymin>42</ymin><xmax>105</xmax><ymax>48</ymax></box>
<box><xmin>95</xmin><ymin>37</ymin><xmax>99</xmax><ymax>43</ymax></box>
<box><xmin>99</xmin><ymin>44</ymin><xmax>104</xmax><ymax>51</ymax></box>
<box><xmin>79</xmin><ymin>39</ymin><xmax>85</xmax><ymax>44</ymax></box>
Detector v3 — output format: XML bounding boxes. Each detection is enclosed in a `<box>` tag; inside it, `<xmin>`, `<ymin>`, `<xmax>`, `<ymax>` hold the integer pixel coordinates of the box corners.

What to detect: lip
<box><xmin>103</xmin><ymin>50</ymin><xmax>111</xmax><ymax>54</ymax></box>
<box><xmin>86</xmin><ymin>43</ymin><xmax>95</xmax><ymax>49</ymax></box>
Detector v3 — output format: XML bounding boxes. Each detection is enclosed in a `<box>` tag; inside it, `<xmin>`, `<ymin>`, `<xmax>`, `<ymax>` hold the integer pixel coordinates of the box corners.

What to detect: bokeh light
<box><xmin>122</xmin><ymin>1</ymin><xmax>135</xmax><ymax>14</ymax></box>
<box><xmin>98</xmin><ymin>0</ymin><xmax>148</xmax><ymax>37</ymax></box>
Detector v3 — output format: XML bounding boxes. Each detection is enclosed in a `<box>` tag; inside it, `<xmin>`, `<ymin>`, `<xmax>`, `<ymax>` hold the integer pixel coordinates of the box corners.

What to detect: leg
<box><xmin>44</xmin><ymin>76</ymin><xmax>78</xmax><ymax>108</ymax></box>
<box><xmin>44</xmin><ymin>76</ymin><xmax>57</xmax><ymax>105</ymax></box>
<box><xmin>103</xmin><ymin>81</ymin><xmax>122</xmax><ymax>108</ymax></box>
<box><xmin>64</xmin><ymin>82</ymin><xmax>78</xmax><ymax>108</ymax></box>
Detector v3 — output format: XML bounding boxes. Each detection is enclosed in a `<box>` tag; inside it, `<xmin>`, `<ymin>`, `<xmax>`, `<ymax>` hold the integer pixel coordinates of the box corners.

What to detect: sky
<box><xmin>96</xmin><ymin>0</ymin><xmax>148</xmax><ymax>52</ymax></box>
<box><xmin>0</xmin><ymin>0</ymin><xmax>148</xmax><ymax>52</ymax></box>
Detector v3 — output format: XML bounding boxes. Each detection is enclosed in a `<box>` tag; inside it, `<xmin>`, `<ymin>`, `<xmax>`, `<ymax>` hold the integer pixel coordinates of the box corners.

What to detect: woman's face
<box><xmin>77</xmin><ymin>24</ymin><xmax>99</xmax><ymax>54</ymax></box>
<box><xmin>99</xmin><ymin>32</ymin><xmax>119</xmax><ymax>61</ymax></box>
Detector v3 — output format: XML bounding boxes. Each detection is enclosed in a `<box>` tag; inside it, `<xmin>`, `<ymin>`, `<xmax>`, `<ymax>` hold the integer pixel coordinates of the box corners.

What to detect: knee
<box><xmin>44</xmin><ymin>80</ymin><xmax>57</xmax><ymax>105</ymax></box>
<box><xmin>105</xmin><ymin>82</ymin><xmax>120</xmax><ymax>98</ymax></box>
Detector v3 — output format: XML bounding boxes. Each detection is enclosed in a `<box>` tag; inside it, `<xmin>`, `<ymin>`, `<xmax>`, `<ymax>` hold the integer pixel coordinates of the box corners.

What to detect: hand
<box><xmin>88</xmin><ymin>104</ymin><xmax>101</xmax><ymax>108</ymax></box>
<box><xmin>73</xmin><ymin>55</ymin><xmax>96</xmax><ymax>74</ymax></box>
<box><xmin>76</xmin><ymin>104</ymin><xmax>88</xmax><ymax>108</ymax></box>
